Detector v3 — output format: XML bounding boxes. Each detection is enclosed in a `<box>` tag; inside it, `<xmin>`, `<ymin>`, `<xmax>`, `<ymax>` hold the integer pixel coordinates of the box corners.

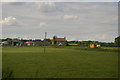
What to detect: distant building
<box><xmin>12</xmin><ymin>38</ymin><xmax>24</xmax><ymax>46</ymax></box>
<box><xmin>52</xmin><ymin>36</ymin><xmax>67</xmax><ymax>46</ymax></box>
<box><xmin>25</xmin><ymin>41</ymin><xmax>35</xmax><ymax>46</ymax></box>
<box><xmin>34</xmin><ymin>42</ymin><xmax>50</xmax><ymax>46</ymax></box>
<box><xmin>1</xmin><ymin>41</ymin><xmax>9</xmax><ymax>46</ymax></box>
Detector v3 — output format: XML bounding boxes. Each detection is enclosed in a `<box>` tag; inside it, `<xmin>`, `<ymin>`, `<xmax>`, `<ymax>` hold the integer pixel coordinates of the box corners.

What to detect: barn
<box><xmin>52</xmin><ymin>36</ymin><xmax>67</xmax><ymax>46</ymax></box>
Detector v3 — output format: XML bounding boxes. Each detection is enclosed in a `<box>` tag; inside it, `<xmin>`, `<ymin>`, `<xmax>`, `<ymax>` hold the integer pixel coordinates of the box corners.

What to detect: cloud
<box><xmin>0</xmin><ymin>16</ymin><xmax>17</xmax><ymax>26</ymax></box>
<box><xmin>93</xmin><ymin>34</ymin><xmax>113</xmax><ymax>42</ymax></box>
<box><xmin>40</xmin><ymin>22</ymin><xmax>47</xmax><ymax>27</ymax></box>
<box><xmin>2</xmin><ymin>2</ymin><xmax>118</xmax><ymax>42</ymax></box>
<box><xmin>67</xmin><ymin>36</ymin><xmax>77</xmax><ymax>41</ymax></box>
<box><xmin>96</xmin><ymin>34</ymin><xmax>109</xmax><ymax>40</ymax></box>
<box><xmin>1</xmin><ymin>0</ymin><xmax>19</xmax><ymax>2</ymax></box>
<box><xmin>35</xmin><ymin>2</ymin><xmax>57</xmax><ymax>12</ymax></box>
<box><xmin>36</xmin><ymin>2</ymin><xmax>55</xmax><ymax>8</ymax></box>
<box><xmin>63</xmin><ymin>14</ymin><xmax>78</xmax><ymax>19</ymax></box>
<box><xmin>1</xmin><ymin>0</ymin><xmax>119</xmax><ymax>2</ymax></box>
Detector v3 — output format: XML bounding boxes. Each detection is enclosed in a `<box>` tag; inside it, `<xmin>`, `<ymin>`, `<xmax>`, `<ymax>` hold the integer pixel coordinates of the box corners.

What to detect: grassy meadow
<box><xmin>2</xmin><ymin>46</ymin><xmax>118</xmax><ymax>78</ymax></box>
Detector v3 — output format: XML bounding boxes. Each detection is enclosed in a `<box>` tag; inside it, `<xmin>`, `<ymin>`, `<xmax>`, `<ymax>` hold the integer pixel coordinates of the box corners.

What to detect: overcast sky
<box><xmin>0</xmin><ymin>2</ymin><xmax>118</xmax><ymax>42</ymax></box>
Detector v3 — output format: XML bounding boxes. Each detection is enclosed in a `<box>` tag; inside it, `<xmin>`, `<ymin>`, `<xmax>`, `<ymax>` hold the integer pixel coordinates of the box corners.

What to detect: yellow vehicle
<box><xmin>89</xmin><ymin>44</ymin><xmax>101</xmax><ymax>48</ymax></box>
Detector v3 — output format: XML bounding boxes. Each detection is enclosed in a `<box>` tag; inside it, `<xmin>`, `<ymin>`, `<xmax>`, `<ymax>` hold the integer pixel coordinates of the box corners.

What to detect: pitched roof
<box><xmin>25</xmin><ymin>42</ymin><xmax>34</xmax><ymax>44</ymax></box>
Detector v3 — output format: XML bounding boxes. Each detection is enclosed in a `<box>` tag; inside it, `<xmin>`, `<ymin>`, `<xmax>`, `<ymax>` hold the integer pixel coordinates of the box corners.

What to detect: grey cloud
<box><xmin>0</xmin><ymin>16</ymin><xmax>17</xmax><ymax>26</ymax></box>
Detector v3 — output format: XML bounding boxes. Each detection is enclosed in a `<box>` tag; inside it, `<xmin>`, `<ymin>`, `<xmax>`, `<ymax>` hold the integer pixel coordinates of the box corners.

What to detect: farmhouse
<box><xmin>52</xmin><ymin>36</ymin><xmax>67</xmax><ymax>46</ymax></box>
<box><xmin>25</xmin><ymin>41</ymin><xmax>35</xmax><ymax>46</ymax></box>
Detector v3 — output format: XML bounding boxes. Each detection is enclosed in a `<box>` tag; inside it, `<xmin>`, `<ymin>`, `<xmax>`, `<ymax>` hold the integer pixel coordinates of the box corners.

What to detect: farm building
<box><xmin>1</xmin><ymin>41</ymin><xmax>9</xmax><ymax>46</ymax></box>
<box><xmin>52</xmin><ymin>36</ymin><xmax>67</xmax><ymax>46</ymax></box>
<box><xmin>25</xmin><ymin>41</ymin><xmax>35</xmax><ymax>46</ymax></box>
<box><xmin>25</xmin><ymin>41</ymin><xmax>51</xmax><ymax>46</ymax></box>
<box><xmin>34</xmin><ymin>42</ymin><xmax>50</xmax><ymax>46</ymax></box>
<box><xmin>12</xmin><ymin>38</ymin><xmax>24</xmax><ymax>46</ymax></box>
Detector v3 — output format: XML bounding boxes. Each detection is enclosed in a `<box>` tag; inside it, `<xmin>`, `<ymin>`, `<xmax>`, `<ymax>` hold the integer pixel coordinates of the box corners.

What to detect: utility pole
<box><xmin>44</xmin><ymin>32</ymin><xmax>47</xmax><ymax>53</ymax></box>
<box><xmin>45</xmin><ymin>32</ymin><xmax>47</xmax><ymax>40</ymax></box>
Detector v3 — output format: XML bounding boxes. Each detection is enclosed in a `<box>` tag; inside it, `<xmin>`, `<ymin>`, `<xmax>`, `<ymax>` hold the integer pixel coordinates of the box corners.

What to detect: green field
<box><xmin>2</xmin><ymin>46</ymin><xmax>118</xmax><ymax>78</ymax></box>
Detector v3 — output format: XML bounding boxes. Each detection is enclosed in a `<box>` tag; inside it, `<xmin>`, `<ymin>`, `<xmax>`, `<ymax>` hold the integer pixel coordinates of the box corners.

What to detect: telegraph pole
<box><xmin>45</xmin><ymin>32</ymin><xmax>47</xmax><ymax>40</ymax></box>
<box><xmin>44</xmin><ymin>32</ymin><xmax>47</xmax><ymax>53</ymax></box>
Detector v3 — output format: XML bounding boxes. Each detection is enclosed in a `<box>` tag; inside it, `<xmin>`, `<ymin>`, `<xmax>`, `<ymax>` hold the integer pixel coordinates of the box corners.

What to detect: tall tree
<box><xmin>115</xmin><ymin>36</ymin><xmax>120</xmax><ymax>47</ymax></box>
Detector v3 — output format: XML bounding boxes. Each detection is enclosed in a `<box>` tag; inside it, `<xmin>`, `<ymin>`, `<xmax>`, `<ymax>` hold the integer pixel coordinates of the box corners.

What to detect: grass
<box><xmin>2</xmin><ymin>46</ymin><xmax>118</xmax><ymax>78</ymax></box>
<box><xmin>2</xmin><ymin>67</ymin><xmax>13</xmax><ymax>78</ymax></box>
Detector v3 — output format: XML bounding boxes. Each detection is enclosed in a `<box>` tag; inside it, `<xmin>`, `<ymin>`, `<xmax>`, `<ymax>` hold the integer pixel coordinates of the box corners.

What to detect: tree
<box><xmin>5</xmin><ymin>38</ymin><xmax>12</xmax><ymax>46</ymax></box>
<box><xmin>6</xmin><ymin>38</ymin><xmax>12</xmax><ymax>42</ymax></box>
<box><xmin>115</xmin><ymin>36</ymin><xmax>120</xmax><ymax>47</ymax></box>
